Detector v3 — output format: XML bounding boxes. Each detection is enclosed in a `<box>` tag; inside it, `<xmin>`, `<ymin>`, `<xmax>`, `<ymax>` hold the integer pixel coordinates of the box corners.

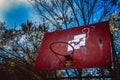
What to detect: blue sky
<box><xmin>0</xmin><ymin>0</ymin><xmax>119</xmax><ymax>29</ymax></box>
<box><xmin>0</xmin><ymin>0</ymin><xmax>39</xmax><ymax>29</ymax></box>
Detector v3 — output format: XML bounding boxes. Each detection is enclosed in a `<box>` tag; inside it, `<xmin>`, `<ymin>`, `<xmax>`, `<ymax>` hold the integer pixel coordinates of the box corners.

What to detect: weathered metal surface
<box><xmin>34</xmin><ymin>21</ymin><xmax>111</xmax><ymax>70</ymax></box>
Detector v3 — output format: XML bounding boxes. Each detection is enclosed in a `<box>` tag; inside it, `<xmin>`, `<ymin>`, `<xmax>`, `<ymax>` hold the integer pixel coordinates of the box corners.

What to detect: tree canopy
<box><xmin>0</xmin><ymin>0</ymin><xmax>120</xmax><ymax>80</ymax></box>
<box><xmin>29</xmin><ymin>0</ymin><xmax>120</xmax><ymax>30</ymax></box>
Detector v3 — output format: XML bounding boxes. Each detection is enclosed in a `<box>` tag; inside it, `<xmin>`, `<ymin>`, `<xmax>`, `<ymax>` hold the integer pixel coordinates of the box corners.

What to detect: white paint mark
<box><xmin>68</xmin><ymin>34</ymin><xmax>86</xmax><ymax>51</ymax></box>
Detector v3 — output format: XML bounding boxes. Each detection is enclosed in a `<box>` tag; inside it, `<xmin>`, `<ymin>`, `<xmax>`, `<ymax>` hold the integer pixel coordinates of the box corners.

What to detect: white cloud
<box><xmin>0</xmin><ymin>0</ymin><xmax>29</xmax><ymax>12</ymax></box>
<box><xmin>17</xmin><ymin>0</ymin><xmax>28</xmax><ymax>3</ymax></box>
<box><xmin>0</xmin><ymin>0</ymin><xmax>30</xmax><ymax>22</ymax></box>
<box><xmin>0</xmin><ymin>0</ymin><xmax>10</xmax><ymax>11</ymax></box>
<box><xmin>0</xmin><ymin>0</ymin><xmax>40</xmax><ymax>27</ymax></box>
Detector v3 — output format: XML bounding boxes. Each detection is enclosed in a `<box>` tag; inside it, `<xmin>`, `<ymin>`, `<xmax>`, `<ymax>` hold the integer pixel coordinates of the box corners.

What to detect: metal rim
<box><xmin>50</xmin><ymin>41</ymin><xmax>74</xmax><ymax>56</ymax></box>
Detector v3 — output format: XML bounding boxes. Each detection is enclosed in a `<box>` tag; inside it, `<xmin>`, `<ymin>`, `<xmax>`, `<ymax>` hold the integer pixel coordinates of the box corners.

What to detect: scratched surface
<box><xmin>34</xmin><ymin>21</ymin><xmax>112</xmax><ymax>70</ymax></box>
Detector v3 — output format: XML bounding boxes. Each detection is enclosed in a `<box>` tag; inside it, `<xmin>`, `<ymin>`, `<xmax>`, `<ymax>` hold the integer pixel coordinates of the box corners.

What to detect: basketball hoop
<box><xmin>50</xmin><ymin>41</ymin><xmax>74</xmax><ymax>68</ymax></box>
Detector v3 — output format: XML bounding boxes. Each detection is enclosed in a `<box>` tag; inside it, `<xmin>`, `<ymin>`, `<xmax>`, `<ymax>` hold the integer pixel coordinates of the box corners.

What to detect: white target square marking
<box><xmin>68</xmin><ymin>34</ymin><xmax>86</xmax><ymax>51</ymax></box>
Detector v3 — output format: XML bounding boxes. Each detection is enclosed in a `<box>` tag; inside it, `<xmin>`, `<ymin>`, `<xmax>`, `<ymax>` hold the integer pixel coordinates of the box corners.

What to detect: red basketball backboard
<box><xmin>34</xmin><ymin>21</ymin><xmax>112</xmax><ymax>70</ymax></box>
